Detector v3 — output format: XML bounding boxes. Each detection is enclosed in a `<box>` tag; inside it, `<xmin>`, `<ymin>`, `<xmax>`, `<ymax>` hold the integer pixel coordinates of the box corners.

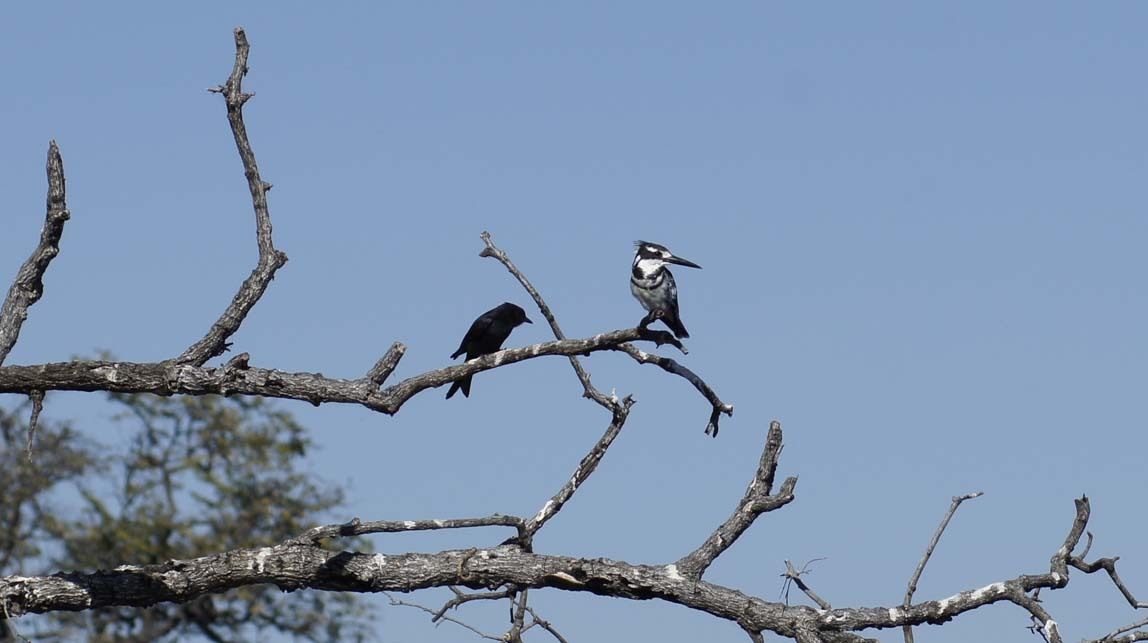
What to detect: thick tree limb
<box><xmin>176</xmin><ymin>27</ymin><xmax>288</xmax><ymax>366</ymax></box>
<box><xmin>0</xmin><ymin>142</ymin><xmax>70</xmax><ymax>367</ymax></box>
<box><xmin>676</xmin><ymin>421</ymin><xmax>796</xmax><ymax>580</ymax></box>
<box><xmin>0</xmin><ymin>441</ymin><xmax>1119</xmax><ymax>642</ymax></box>
<box><xmin>0</xmin><ymin>329</ymin><xmax>706</xmax><ymax>414</ymax></box>
<box><xmin>0</xmin><ymin>540</ymin><xmax>872</xmax><ymax>641</ymax></box>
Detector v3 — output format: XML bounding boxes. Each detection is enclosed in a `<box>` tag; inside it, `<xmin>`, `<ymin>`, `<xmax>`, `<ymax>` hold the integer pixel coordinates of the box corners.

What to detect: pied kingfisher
<box><xmin>630</xmin><ymin>241</ymin><xmax>701</xmax><ymax>339</ymax></box>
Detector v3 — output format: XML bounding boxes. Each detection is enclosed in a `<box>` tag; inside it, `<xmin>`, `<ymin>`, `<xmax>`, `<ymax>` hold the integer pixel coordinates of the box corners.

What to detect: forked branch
<box><xmin>176</xmin><ymin>27</ymin><xmax>287</xmax><ymax>366</ymax></box>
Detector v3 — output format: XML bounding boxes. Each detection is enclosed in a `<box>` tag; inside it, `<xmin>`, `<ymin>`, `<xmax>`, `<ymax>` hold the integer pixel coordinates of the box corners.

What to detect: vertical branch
<box><xmin>24</xmin><ymin>390</ymin><xmax>44</xmax><ymax>461</ymax></box>
<box><xmin>0</xmin><ymin>142</ymin><xmax>70</xmax><ymax>366</ymax></box>
<box><xmin>176</xmin><ymin>27</ymin><xmax>288</xmax><ymax>366</ymax></box>
<box><xmin>901</xmin><ymin>491</ymin><xmax>983</xmax><ymax>643</ymax></box>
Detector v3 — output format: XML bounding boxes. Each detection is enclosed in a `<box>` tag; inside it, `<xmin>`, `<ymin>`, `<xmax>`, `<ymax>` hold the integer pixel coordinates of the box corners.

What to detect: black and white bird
<box><xmin>446</xmin><ymin>302</ymin><xmax>533</xmax><ymax>399</ymax></box>
<box><xmin>630</xmin><ymin>241</ymin><xmax>702</xmax><ymax>339</ymax></box>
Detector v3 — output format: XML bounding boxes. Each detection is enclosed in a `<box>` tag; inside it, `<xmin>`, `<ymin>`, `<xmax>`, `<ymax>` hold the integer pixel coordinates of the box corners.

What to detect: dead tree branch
<box><xmin>676</xmin><ymin>420</ymin><xmax>797</xmax><ymax>580</ymax></box>
<box><xmin>0</xmin><ymin>329</ymin><xmax>706</xmax><ymax>414</ymax></box>
<box><xmin>782</xmin><ymin>559</ymin><xmax>831</xmax><ymax>610</ymax></box>
<box><xmin>176</xmin><ymin>27</ymin><xmax>288</xmax><ymax>366</ymax></box>
<box><xmin>0</xmin><ymin>142</ymin><xmax>70</xmax><ymax>367</ymax></box>
<box><xmin>290</xmin><ymin>514</ymin><xmax>524</xmax><ymax>545</ymax></box>
<box><xmin>901</xmin><ymin>490</ymin><xmax>983</xmax><ymax>643</ymax></box>
<box><xmin>385</xmin><ymin>593</ymin><xmax>504</xmax><ymax>641</ymax></box>
<box><xmin>1</xmin><ymin>25</ymin><xmax>1143</xmax><ymax>643</ymax></box>
<box><xmin>521</xmin><ymin>398</ymin><xmax>634</xmax><ymax>545</ymax></box>
<box><xmin>616</xmin><ymin>343</ymin><xmax>733</xmax><ymax>436</ymax></box>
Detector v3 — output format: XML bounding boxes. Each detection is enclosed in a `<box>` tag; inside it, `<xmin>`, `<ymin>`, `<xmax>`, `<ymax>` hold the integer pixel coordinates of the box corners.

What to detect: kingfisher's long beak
<box><xmin>667</xmin><ymin>255</ymin><xmax>702</xmax><ymax>269</ymax></box>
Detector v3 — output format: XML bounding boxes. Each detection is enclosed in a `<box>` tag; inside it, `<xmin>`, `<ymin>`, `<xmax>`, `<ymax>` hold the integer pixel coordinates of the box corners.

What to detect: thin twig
<box><xmin>176</xmin><ymin>27</ymin><xmax>287</xmax><ymax>366</ymax></box>
<box><xmin>901</xmin><ymin>491</ymin><xmax>983</xmax><ymax>643</ymax></box>
<box><xmin>0</xmin><ymin>141</ymin><xmax>70</xmax><ymax>367</ymax></box>
<box><xmin>385</xmin><ymin>593</ymin><xmax>503</xmax><ymax>641</ymax></box>
<box><xmin>23</xmin><ymin>390</ymin><xmax>44</xmax><ymax>461</ymax></box>
<box><xmin>781</xmin><ymin>559</ymin><xmax>830</xmax><ymax>609</ymax></box>
<box><xmin>525</xmin><ymin>606</ymin><xmax>570</xmax><ymax>643</ymax></box>
<box><xmin>431</xmin><ymin>587</ymin><xmax>513</xmax><ymax>623</ymax></box>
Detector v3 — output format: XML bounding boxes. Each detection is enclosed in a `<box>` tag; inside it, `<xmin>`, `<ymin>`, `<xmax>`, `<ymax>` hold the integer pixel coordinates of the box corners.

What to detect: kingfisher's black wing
<box><xmin>661</xmin><ymin>270</ymin><xmax>689</xmax><ymax>339</ymax></box>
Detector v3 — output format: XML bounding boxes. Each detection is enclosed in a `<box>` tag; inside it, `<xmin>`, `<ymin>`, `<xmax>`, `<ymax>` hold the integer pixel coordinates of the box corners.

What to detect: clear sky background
<box><xmin>2</xmin><ymin>3</ymin><xmax>1145</xmax><ymax>642</ymax></box>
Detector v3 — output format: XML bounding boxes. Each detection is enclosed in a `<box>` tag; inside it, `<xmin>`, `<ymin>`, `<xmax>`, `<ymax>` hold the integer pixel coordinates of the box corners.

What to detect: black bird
<box><xmin>446</xmin><ymin>302</ymin><xmax>533</xmax><ymax>399</ymax></box>
<box><xmin>630</xmin><ymin>241</ymin><xmax>702</xmax><ymax>339</ymax></box>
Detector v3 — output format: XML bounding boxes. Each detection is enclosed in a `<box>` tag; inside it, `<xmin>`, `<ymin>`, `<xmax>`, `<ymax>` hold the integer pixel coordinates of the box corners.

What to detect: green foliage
<box><xmin>1</xmin><ymin>394</ymin><xmax>371</xmax><ymax>643</ymax></box>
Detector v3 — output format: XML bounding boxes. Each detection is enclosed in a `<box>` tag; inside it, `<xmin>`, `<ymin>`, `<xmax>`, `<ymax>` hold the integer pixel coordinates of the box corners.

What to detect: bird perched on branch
<box><xmin>446</xmin><ymin>302</ymin><xmax>533</xmax><ymax>399</ymax></box>
<box><xmin>630</xmin><ymin>241</ymin><xmax>702</xmax><ymax>339</ymax></box>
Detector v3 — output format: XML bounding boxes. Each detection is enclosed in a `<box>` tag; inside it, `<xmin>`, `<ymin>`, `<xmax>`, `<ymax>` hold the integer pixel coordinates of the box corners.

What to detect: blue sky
<box><xmin>2</xmin><ymin>3</ymin><xmax>1146</xmax><ymax>641</ymax></box>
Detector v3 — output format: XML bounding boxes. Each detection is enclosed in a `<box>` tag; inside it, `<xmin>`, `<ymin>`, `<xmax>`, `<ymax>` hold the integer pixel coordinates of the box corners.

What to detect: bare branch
<box><xmin>366</xmin><ymin>342</ymin><xmax>406</xmax><ymax>386</ymax></box>
<box><xmin>0</xmin><ymin>540</ymin><xmax>868</xmax><ymax>641</ymax></box>
<box><xmin>0</xmin><ymin>142</ymin><xmax>70</xmax><ymax>367</ymax></box>
<box><xmin>290</xmin><ymin>514</ymin><xmax>523</xmax><ymax>545</ymax></box>
<box><xmin>1068</xmin><ymin>539</ymin><xmax>1148</xmax><ymax>609</ymax></box>
<box><xmin>1014</xmin><ymin>590</ymin><xmax>1061</xmax><ymax>643</ymax></box>
<box><xmin>433</xmin><ymin>586</ymin><xmax>514</xmax><ymax>623</ymax></box>
<box><xmin>0</xmin><ymin>329</ymin><xmax>704</xmax><ymax>414</ymax></box>
<box><xmin>1093</xmin><ymin>617</ymin><xmax>1148</xmax><ymax>643</ymax></box>
<box><xmin>503</xmin><ymin>587</ymin><xmax>531</xmax><ymax>642</ymax></box>
<box><xmin>525</xmin><ymin>606</ymin><xmax>570</xmax><ymax>643</ymax></box>
<box><xmin>23</xmin><ymin>390</ymin><xmax>44</xmax><ymax>461</ymax></box>
<box><xmin>676</xmin><ymin>421</ymin><xmax>796</xmax><ymax>580</ymax></box>
<box><xmin>176</xmin><ymin>27</ymin><xmax>288</xmax><ymax>366</ymax></box>
<box><xmin>617</xmin><ymin>343</ymin><xmax>733</xmax><ymax>436</ymax></box>
<box><xmin>521</xmin><ymin>398</ymin><xmax>634</xmax><ymax>543</ymax></box>
<box><xmin>901</xmin><ymin>491</ymin><xmax>983</xmax><ymax>643</ymax></box>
